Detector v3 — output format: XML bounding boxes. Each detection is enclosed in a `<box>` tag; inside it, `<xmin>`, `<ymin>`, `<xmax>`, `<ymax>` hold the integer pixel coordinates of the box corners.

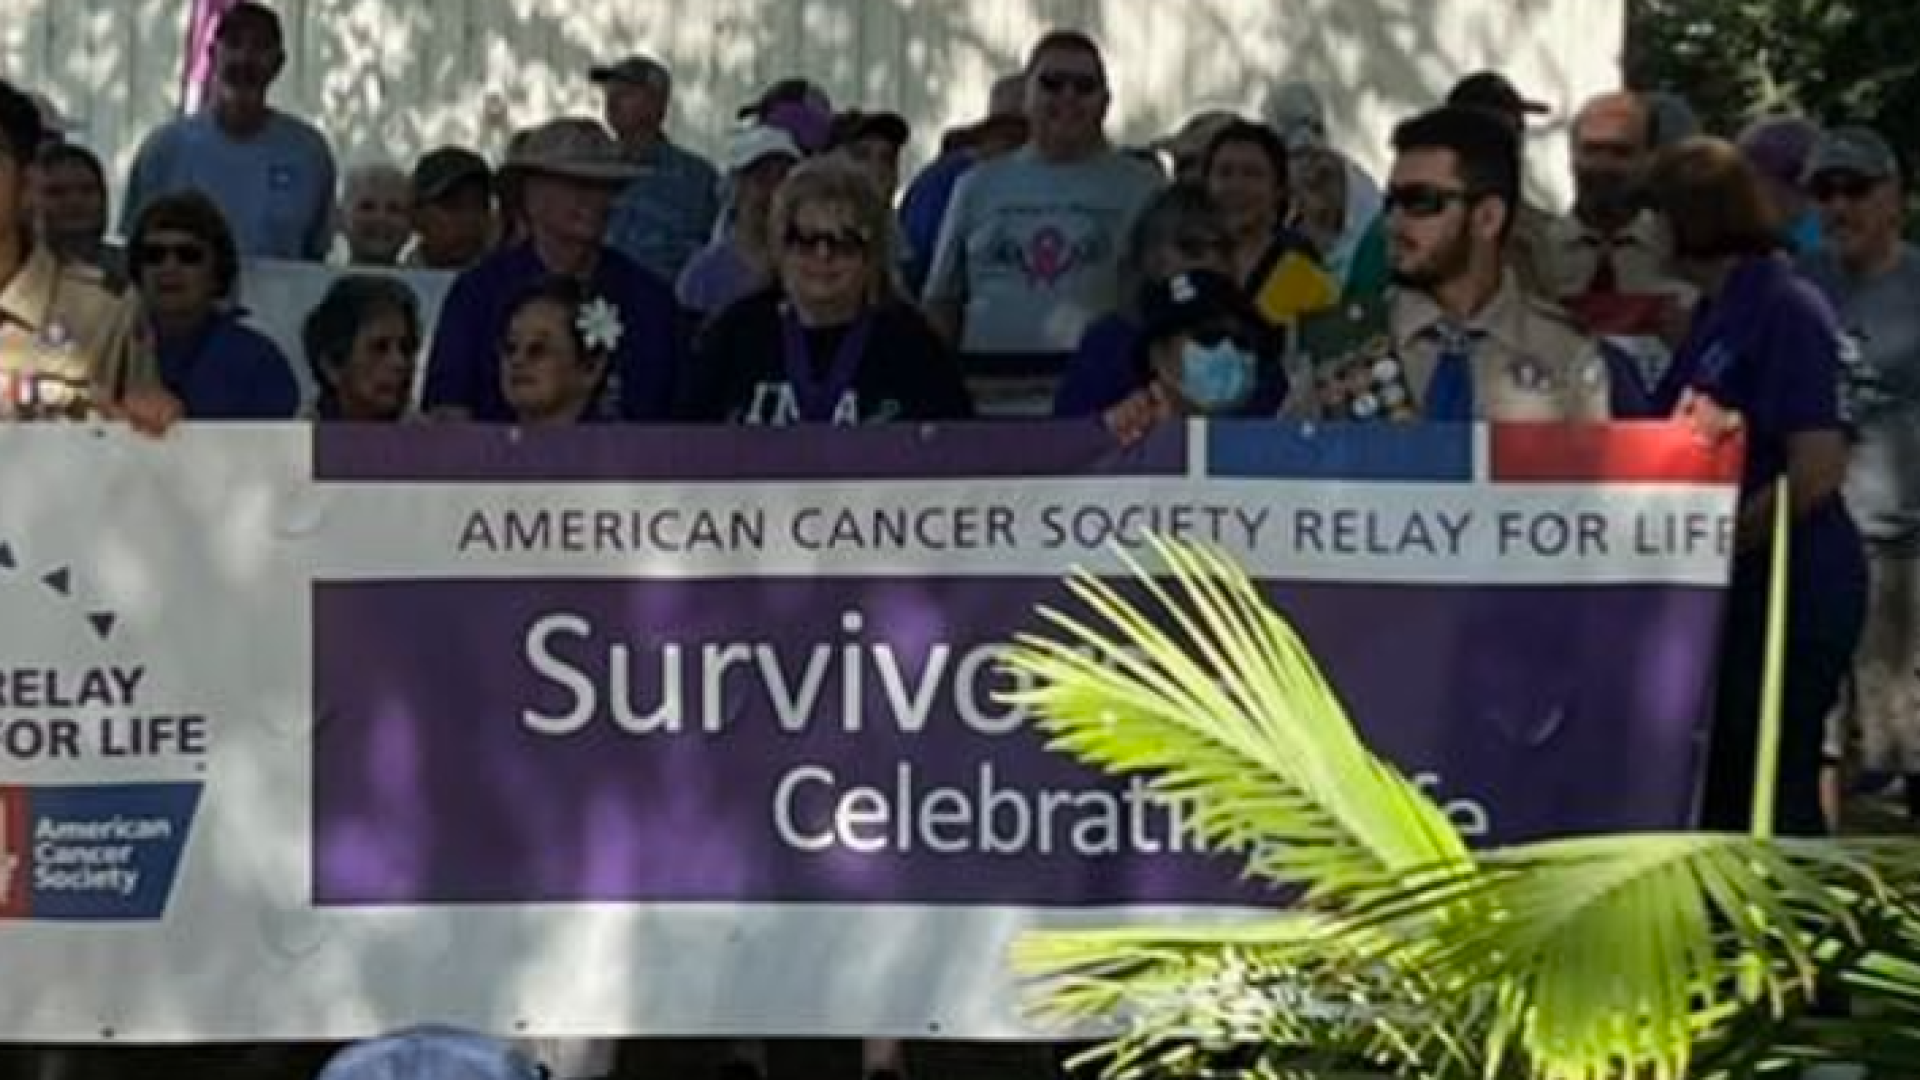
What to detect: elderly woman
<box><xmin>677</xmin><ymin>157</ymin><xmax>971</xmax><ymax>425</ymax></box>
<box><xmin>1646</xmin><ymin>137</ymin><xmax>1868</xmax><ymax>836</ymax></box>
<box><xmin>302</xmin><ymin>274</ymin><xmax>423</xmax><ymax>421</ymax></box>
<box><xmin>339</xmin><ymin>161</ymin><xmax>412</xmax><ymax>267</ymax></box>
<box><xmin>496</xmin><ymin>276</ymin><xmax>623</xmax><ymax>426</ymax></box>
<box><xmin>128</xmin><ymin>191</ymin><xmax>298</xmax><ymax>418</ymax></box>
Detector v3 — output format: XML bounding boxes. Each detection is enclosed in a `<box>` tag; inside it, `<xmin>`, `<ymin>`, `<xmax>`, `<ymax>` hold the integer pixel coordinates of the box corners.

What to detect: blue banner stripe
<box><xmin>1207</xmin><ymin>421</ymin><xmax>1473</xmax><ymax>482</ymax></box>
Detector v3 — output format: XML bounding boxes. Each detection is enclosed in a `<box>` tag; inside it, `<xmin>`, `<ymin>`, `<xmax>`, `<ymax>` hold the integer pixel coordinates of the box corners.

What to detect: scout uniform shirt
<box><xmin>1536</xmin><ymin>210</ymin><xmax>1696</xmax><ymax>397</ymax></box>
<box><xmin>0</xmin><ymin>243</ymin><xmax>147</xmax><ymax>420</ymax></box>
<box><xmin>1290</xmin><ymin>271</ymin><xmax>1611</xmax><ymax>422</ymax></box>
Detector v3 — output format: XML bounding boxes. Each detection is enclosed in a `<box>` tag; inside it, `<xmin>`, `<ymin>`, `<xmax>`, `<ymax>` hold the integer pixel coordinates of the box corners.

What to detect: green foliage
<box><xmin>1003</xmin><ymin>539</ymin><xmax>1920</xmax><ymax>1080</ymax></box>
<box><xmin>1627</xmin><ymin>0</ymin><xmax>1920</xmax><ymax>164</ymax></box>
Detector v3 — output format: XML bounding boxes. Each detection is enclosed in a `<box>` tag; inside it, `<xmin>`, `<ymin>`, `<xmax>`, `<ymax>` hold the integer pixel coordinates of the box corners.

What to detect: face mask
<box><xmin>1178</xmin><ymin>338</ymin><xmax>1257</xmax><ymax>412</ymax></box>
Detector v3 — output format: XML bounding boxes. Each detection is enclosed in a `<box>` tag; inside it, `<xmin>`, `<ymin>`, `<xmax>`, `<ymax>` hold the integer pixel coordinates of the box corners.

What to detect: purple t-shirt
<box><xmin>675</xmin><ymin>240</ymin><xmax>768</xmax><ymax>319</ymax></box>
<box><xmin>1659</xmin><ymin>254</ymin><xmax>1864</xmax><ymax>601</ymax></box>
<box><xmin>422</xmin><ymin>243</ymin><xmax>681</xmax><ymax>422</ymax></box>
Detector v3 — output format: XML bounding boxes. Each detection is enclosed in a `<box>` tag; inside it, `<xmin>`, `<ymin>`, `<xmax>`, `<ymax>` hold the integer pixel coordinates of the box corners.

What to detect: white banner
<box><xmin>0</xmin><ymin>422</ymin><xmax>1735</xmax><ymax>1041</ymax></box>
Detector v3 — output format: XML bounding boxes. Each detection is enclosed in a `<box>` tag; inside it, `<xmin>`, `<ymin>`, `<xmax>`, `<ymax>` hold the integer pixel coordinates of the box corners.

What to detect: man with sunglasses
<box><xmin>1799</xmin><ymin>126</ymin><xmax>1920</xmax><ymax>806</ymax></box>
<box><xmin>1292</xmin><ymin>106</ymin><xmax>1609</xmax><ymax>424</ymax></box>
<box><xmin>922</xmin><ymin>29</ymin><xmax>1162</xmax><ymax>416</ymax></box>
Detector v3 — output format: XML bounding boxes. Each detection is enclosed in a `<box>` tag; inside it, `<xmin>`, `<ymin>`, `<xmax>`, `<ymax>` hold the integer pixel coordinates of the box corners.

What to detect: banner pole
<box><xmin>1750</xmin><ymin>474</ymin><xmax>1792</xmax><ymax>840</ymax></box>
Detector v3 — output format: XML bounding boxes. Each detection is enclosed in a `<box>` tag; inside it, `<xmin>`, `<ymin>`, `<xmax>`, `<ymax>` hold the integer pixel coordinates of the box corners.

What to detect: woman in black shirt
<box><xmin>678</xmin><ymin>157</ymin><xmax>973</xmax><ymax>425</ymax></box>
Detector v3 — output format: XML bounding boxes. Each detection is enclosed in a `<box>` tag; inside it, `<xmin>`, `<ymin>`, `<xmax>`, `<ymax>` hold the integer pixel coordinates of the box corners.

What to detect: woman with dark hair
<box><xmin>128</xmin><ymin>190</ymin><xmax>298</xmax><ymax>418</ymax></box>
<box><xmin>497</xmin><ymin>276</ymin><xmax>621</xmax><ymax>426</ymax></box>
<box><xmin>1646</xmin><ymin>137</ymin><xmax>1867</xmax><ymax>836</ymax></box>
<box><xmin>1201</xmin><ymin>120</ymin><xmax>1336</xmax><ymax>326</ymax></box>
<box><xmin>302</xmin><ymin>274</ymin><xmax>422</xmax><ymax>421</ymax></box>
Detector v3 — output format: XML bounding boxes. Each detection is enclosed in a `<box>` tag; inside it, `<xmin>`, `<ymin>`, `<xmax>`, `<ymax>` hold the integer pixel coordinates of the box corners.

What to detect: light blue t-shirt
<box><xmin>122</xmin><ymin>109</ymin><xmax>337</xmax><ymax>262</ymax></box>
<box><xmin>1802</xmin><ymin>243</ymin><xmax>1920</xmax><ymax>544</ymax></box>
<box><xmin>604</xmin><ymin>138</ymin><xmax>720</xmax><ymax>284</ymax></box>
<box><xmin>923</xmin><ymin>146</ymin><xmax>1163</xmax><ymax>356</ymax></box>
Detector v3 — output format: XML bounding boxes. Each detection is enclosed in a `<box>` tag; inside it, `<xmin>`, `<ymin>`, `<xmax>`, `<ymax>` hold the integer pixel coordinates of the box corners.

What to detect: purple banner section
<box><xmin>312</xmin><ymin>421</ymin><xmax>1184</xmax><ymax>483</ymax></box>
<box><xmin>313</xmin><ymin>577</ymin><xmax>1722</xmax><ymax>907</ymax></box>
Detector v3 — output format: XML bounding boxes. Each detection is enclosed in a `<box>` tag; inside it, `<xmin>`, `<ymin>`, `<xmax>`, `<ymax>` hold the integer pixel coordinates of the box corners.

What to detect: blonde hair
<box><xmin>768</xmin><ymin>157</ymin><xmax>901</xmax><ymax>303</ymax></box>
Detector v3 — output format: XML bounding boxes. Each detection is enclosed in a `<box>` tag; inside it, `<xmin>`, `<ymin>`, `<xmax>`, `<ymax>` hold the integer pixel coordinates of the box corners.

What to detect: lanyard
<box><xmin>778</xmin><ymin>304</ymin><xmax>872</xmax><ymax>423</ymax></box>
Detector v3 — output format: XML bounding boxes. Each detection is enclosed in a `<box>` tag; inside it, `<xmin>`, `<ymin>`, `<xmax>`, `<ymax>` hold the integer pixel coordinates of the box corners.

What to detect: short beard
<box><xmin>1390</xmin><ymin>220</ymin><xmax>1475</xmax><ymax>292</ymax></box>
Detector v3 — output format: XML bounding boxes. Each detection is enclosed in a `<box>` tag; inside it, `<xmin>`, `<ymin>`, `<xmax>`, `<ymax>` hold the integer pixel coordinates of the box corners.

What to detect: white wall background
<box><xmin>2</xmin><ymin>0</ymin><xmax>1624</xmax><ymax>221</ymax></box>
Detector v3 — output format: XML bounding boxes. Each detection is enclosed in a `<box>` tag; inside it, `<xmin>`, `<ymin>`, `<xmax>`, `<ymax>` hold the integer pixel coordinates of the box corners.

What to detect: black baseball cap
<box><xmin>830</xmin><ymin>110</ymin><xmax>911</xmax><ymax>150</ymax></box>
<box><xmin>411</xmin><ymin>146</ymin><xmax>493</xmax><ymax>204</ymax></box>
<box><xmin>215</xmin><ymin>2</ymin><xmax>284</xmax><ymax>45</ymax></box>
<box><xmin>1139</xmin><ymin>270</ymin><xmax>1264</xmax><ymax>345</ymax></box>
<box><xmin>1447</xmin><ymin>71</ymin><xmax>1550</xmax><ymax>120</ymax></box>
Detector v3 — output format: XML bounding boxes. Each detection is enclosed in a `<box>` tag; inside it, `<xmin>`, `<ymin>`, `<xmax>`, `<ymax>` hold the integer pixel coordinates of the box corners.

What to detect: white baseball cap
<box><xmin>1263</xmin><ymin>81</ymin><xmax>1328</xmax><ymax>150</ymax></box>
<box><xmin>726</xmin><ymin>124</ymin><xmax>803</xmax><ymax>173</ymax></box>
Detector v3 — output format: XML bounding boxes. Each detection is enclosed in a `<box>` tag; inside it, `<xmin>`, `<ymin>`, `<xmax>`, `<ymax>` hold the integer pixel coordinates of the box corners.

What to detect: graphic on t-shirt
<box><xmin>982</xmin><ymin>209</ymin><xmax>1114</xmax><ymax>290</ymax></box>
<box><xmin>736</xmin><ymin>383</ymin><xmax>902</xmax><ymax>427</ymax></box>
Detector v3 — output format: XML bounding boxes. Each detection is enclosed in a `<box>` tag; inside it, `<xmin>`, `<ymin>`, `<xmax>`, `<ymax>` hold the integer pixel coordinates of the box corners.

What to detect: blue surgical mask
<box><xmin>1178</xmin><ymin>338</ymin><xmax>1257</xmax><ymax>412</ymax></box>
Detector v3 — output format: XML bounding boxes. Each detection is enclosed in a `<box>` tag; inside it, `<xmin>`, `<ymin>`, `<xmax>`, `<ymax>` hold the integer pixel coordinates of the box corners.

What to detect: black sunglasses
<box><xmin>134</xmin><ymin>241</ymin><xmax>211</xmax><ymax>268</ymax></box>
<box><xmin>1036</xmin><ymin>72</ymin><xmax>1104</xmax><ymax>97</ymax></box>
<box><xmin>784</xmin><ymin>226</ymin><xmax>869</xmax><ymax>259</ymax></box>
<box><xmin>1384</xmin><ymin>183</ymin><xmax>1475</xmax><ymax>218</ymax></box>
<box><xmin>1812</xmin><ymin>175</ymin><xmax>1880</xmax><ymax>203</ymax></box>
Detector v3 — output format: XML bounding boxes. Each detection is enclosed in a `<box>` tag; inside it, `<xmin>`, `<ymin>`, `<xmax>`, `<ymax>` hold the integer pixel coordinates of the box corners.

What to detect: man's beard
<box><xmin>1390</xmin><ymin>220</ymin><xmax>1475</xmax><ymax>291</ymax></box>
<box><xmin>1574</xmin><ymin>168</ymin><xmax>1644</xmax><ymax>225</ymax></box>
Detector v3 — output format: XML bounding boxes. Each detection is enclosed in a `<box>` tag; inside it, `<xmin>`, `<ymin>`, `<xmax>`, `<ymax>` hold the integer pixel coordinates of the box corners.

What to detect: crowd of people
<box><xmin>4</xmin><ymin>0</ymin><xmax>1920</xmax><ymax>1077</ymax></box>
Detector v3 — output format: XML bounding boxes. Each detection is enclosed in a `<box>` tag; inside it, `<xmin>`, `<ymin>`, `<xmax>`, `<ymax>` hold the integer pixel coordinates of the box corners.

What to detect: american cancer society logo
<box><xmin>0</xmin><ymin>782</ymin><xmax>200</xmax><ymax>920</ymax></box>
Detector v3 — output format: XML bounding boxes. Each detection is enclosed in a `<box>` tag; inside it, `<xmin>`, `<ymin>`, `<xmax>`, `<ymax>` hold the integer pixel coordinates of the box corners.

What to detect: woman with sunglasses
<box><xmin>677</xmin><ymin>157</ymin><xmax>971</xmax><ymax>425</ymax></box>
<box><xmin>128</xmin><ymin>191</ymin><xmax>298</xmax><ymax>418</ymax></box>
<box><xmin>1646</xmin><ymin>137</ymin><xmax>1867</xmax><ymax>836</ymax></box>
<box><xmin>1053</xmin><ymin>183</ymin><xmax>1285</xmax><ymax>421</ymax></box>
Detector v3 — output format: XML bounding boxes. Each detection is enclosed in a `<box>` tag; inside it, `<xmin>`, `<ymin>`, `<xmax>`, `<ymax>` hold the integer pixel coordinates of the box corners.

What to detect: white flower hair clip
<box><xmin>576</xmin><ymin>297</ymin><xmax>625</xmax><ymax>355</ymax></box>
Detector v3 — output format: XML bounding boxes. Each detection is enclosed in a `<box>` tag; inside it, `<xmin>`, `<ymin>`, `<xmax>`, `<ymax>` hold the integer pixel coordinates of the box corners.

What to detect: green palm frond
<box><xmin>1334</xmin><ymin>834</ymin><xmax>1919</xmax><ymax>1080</ymax></box>
<box><xmin>1001</xmin><ymin>537</ymin><xmax>1470</xmax><ymax>899</ymax></box>
<box><xmin>1003</xmin><ymin>536</ymin><xmax>1920</xmax><ymax>1080</ymax></box>
<box><xmin>1015</xmin><ymin>914</ymin><xmax>1491</xmax><ymax>1080</ymax></box>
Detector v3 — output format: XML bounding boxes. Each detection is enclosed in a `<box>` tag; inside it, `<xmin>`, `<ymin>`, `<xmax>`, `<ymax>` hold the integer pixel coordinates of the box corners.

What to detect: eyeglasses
<box><xmin>133</xmin><ymin>241</ymin><xmax>211</xmax><ymax>268</ymax></box>
<box><xmin>784</xmin><ymin>227</ymin><xmax>869</xmax><ymax>259</ymax></box>
<box><xmin>1812</xmin><ymin>175</ymin><xmax>1881</xmax><ymax>204</ymax></box>
<box><xmin>1384</xmin><ymin>183</ymin><xmax>1476</xmax><ymax>218</ymax></box>
<box><xmin>1036</xmin><ymin>72</ymin><xmax>1104</xmax><ymax>97</ymax></box>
